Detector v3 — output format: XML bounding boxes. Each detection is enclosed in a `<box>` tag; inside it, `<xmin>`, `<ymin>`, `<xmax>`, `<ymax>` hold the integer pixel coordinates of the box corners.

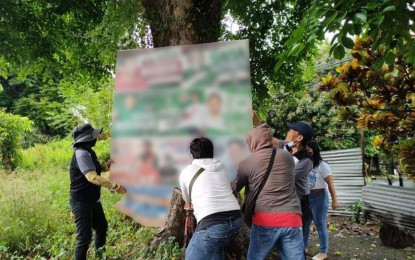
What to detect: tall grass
<box><xmin>18</xmin><ymin>138</ymin><xmax>111</xmax><ymax>172</ymax></box>
<box><xmin>0</xmin><ymin>138</ymin><xmax>183</xmax><ymax>259</ymax></box>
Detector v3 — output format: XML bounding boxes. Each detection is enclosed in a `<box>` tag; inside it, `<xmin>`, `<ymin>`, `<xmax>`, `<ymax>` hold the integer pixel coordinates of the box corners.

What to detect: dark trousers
<box><xmin>70</xmin><ymin>198</ymin><xmax>108</xmax><ymax>260</ymax></box>
<box><xmin>300</xmin><ymin>195</ymin><xmax>311</xmax><ymax>238</ymax></box>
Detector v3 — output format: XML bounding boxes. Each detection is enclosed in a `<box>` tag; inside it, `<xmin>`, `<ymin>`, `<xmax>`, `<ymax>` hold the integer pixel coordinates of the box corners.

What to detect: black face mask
<box><xmin>90</xmin><ymin>139</ymin><xmax>97</xmax><ymax>147</ymax></box>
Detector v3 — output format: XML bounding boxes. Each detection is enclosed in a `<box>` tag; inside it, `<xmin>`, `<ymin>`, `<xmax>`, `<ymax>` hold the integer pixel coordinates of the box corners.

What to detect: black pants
<box><xmin>70</xmin><ymin>198</ymin><xmax>108</xmax><ymax>260</ymax></box>
<box><xmin>301</xmin><ymin>195</ymin><xmax>311</xmax><ymax>236</ymax></box>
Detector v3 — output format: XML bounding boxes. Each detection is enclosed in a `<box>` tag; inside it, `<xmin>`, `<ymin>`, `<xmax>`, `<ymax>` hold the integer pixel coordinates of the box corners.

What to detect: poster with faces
<box><xmin>111</xmin><ymin>40</ymin><xmax>252</xmax><ymax>227</ymax></box>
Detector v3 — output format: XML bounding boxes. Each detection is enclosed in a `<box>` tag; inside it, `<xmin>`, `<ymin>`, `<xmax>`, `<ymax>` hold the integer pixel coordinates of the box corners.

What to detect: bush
<box><xmin>0</xmin><ymin>136</ymin><xmax>185</xmax><ymax>259</ymax></box>
<box><xmin>0</xmin><ymin>110</ymin><xmax>33</xmax><ymax>169</ymax></box>
<box><xmin>0</xmin><ymin>169</ymin><xmax>156</xmax><ymax>259</ymax></box>
<box><xmin>18</xmin><ymin>137</ymin><xmax>111</xmax><ymax>172</ymax></box>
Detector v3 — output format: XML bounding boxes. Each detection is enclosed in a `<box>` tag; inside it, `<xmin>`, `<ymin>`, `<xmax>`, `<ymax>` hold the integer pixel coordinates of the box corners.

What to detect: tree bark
<box><xmin>141</xmin><ymin>0</ymin><xmax>222</xmax><ymax>47</ymax></box>
<box><xmin>151</xmin><ymin>188</ymin><xmax>186</xmax><ymax>247</ymax></box>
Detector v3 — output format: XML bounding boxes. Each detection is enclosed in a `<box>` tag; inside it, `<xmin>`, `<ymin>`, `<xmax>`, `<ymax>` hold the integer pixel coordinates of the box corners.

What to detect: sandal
<box><xmin>312</xmin><ymin>253</ymin><xmax>328</xmax><ymax>260</ymax></box>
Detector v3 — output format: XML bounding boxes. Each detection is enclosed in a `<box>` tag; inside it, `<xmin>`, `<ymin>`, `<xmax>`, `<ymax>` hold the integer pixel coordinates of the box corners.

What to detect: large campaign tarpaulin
<box><xmin>110</xmin><ymin>40</ymin><xmax>252</xmax><ymax>227</ymax></box>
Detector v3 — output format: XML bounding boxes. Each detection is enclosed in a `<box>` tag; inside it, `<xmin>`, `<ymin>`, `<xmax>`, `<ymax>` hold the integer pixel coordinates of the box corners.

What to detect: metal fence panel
<box><xmin>321</xmin><ymin>148</ymin><xmax>364</xmax><ymax>216</ymax></box>
<box><xmin>362</xmin><ymin>184</ymin><xmax>415</xmax><ymax>231</ymax></box>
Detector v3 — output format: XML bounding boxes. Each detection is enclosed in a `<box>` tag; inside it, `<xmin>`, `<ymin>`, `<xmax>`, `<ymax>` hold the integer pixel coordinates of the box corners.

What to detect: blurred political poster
<box><xmin>110</xmin><ymin>40</ymin><xmax>252</xmax><ymax>227</ymax></box>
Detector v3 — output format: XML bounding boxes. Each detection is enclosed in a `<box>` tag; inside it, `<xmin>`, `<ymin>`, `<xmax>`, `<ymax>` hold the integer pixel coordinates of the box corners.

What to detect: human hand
<box><xmin>332</xmin><ymin>200</ymin><xmax>339</xmax><ymax>210</ymax></box>
<box><xmin>116</xmin><ymin>185</ymin><xmax>127</xmax><ymax>194</ymax></box>
<box><xmin>272</xmin><ymin>138</ymin><xmax>279</xmax><ymax>148</ymax></box>
<box><xmin>106</xmin><ymin>159</ymin><xmax>115</xmax><ymax>169</ymax></box>
<box><xmin>184</xmin><ymin>203</ymin><xmax>191</xmax><ymax>210</ymax></box>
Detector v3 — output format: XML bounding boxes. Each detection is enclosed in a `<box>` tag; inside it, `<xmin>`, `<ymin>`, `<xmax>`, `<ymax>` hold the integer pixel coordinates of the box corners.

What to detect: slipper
<box><xmin>312</xmin><ymin>253</ymin><xmax>328</xmax><ymax>260</ymax></box>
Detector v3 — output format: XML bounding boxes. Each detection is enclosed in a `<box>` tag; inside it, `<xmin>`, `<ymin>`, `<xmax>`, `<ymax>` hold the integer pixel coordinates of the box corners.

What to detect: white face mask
<box><xmin>286</xmin><ymin>141</ymin><xmax>296</xmax><ymax>148</ymax></box>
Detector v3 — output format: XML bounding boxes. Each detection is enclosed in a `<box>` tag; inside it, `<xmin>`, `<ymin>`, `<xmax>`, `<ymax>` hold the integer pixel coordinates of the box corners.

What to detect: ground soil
<box><xmin>306</xmin><ymin>216</ymin><xmax>415</xmax><ymax>260</ymax></box>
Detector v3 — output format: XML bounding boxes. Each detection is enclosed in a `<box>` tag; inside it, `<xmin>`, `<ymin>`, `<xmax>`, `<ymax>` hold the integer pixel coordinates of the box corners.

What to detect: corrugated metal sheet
<box><xmin>362</xmin><ymin>184</ymin><xmax>415</xmax><ymax>231</ymax></box>
<box><xmin>321</xmin><ymin>148</ymin><xmax>364</xmax><ymax>216</ymax></box>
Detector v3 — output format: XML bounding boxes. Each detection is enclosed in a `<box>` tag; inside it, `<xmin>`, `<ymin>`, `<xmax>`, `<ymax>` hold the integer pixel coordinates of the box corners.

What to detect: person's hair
<box><xmin>73</xmin><ymin>139</ymin><xmax>97</xmax><ymax>149</ymax></box>
<box><xmin>308</xmin><ymin>140</ymin><xmax>323</xmax><ymax>168</ymax></box>
<box><xmin>190</xmin><ymin>137</ymin><xmax>214</xmax><ymax>159</ymax></box>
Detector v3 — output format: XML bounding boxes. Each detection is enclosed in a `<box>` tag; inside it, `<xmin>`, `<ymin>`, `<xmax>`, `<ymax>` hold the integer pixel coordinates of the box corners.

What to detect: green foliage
<box><xmin>0</xmin><ymin>0</ymin><xmax>143</xmax><ymax>137</ymax></box>
<box><xmin>138</xmin><ymin>237</ymin><xmax>183</xmax><ymax>260</ymax></box>
<box><xmin>0</xmin><ymin>110</ymin><xmax>33</xmax><ymax>169</ymax></box>
<box><xmin>318</xmin><ymin>37</ymin><xmax>415</xmax><ymax>177</ymax></box>
<box><xmin>18</xmin><ymin>138</ymin><xmax>110</xmax><ymax>172</ymax></box>
<box><xmin>267</xmin><ymin>87</ymin><xmax>362</xmax><ymax>151</ymax></box>
<box><xmin>59</xmin><ymin>74</ymin><xmax>115</xmax><ymax>132</ymax></box>
<box><xmin>276</xmin><ymin>0</ymin><xmax>415</xmax><ymax>70</ymax></box>
<box><xmin>0</xmin><ymin>169</ymin><xmax>147</xmax><ymax>259</ymax></box>
<box><xmin>223</xmin><ymin>0</ymin><xmax>314</xmax><ymax>113</ymax></box>
<box><xmin>347</xmin><ymin>200</ymin><xmax>363</xmax><ymax>224</ymax></box>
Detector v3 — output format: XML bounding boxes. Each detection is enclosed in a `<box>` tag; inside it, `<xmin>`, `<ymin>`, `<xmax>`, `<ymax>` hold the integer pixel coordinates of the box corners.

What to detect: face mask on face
<box><xmin>286</xmin><ymin>141</ymin><xmax>296</xmax><ymax>148</ymax></box>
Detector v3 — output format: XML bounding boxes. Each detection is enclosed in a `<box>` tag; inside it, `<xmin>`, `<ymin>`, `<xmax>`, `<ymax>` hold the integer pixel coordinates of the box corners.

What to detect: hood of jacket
<box><xmin>246</xmin><ymin>123</ymin><xmax>273</xmax><ymax>153</ymax></box>
<box><xmin>192</xmin><ymin>158</ymin><xmax>225</xmax><ymax>172</ymax></box>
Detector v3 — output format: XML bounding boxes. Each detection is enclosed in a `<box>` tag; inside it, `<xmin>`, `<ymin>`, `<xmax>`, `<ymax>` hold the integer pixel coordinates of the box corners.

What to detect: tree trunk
<box><xmin>151</xmin><ymin>188</ymin><xmax>186</xmax><ymax>247</ymax></box>
<box><xmin>141</xmin><ymin>0</ymin><xmax>222</xmax><ymax>47</ymax></box>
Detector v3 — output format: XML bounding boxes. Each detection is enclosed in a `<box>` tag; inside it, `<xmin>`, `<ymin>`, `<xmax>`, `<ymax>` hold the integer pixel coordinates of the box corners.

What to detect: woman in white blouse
<box><xmin>304</xmin><ymin>141</ymin><xmax>339</xmax><ymax>260</ymax></box>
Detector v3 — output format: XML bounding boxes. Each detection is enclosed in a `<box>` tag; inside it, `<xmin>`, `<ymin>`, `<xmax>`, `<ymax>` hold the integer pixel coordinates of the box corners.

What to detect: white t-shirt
<box><xmin>179</xmin><ymin>158</ymin><xmax>240</xmax><ymax>223</ymax></box>
<box><xmin>308</xmin><ymin>160</ymin><xmax>332</xmax><ymax>190</ymax></box>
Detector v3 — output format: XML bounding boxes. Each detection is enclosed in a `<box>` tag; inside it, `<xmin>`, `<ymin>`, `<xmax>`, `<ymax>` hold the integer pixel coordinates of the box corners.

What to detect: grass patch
<box><xmin>0</xmin><ymin>169</ymin><xmax>183</xmax><ymax>259</ymax></box>
<box><xmin>17</xmin><ymin>138</ymin><xmax>111</xmax><ymax>173</ymax></box>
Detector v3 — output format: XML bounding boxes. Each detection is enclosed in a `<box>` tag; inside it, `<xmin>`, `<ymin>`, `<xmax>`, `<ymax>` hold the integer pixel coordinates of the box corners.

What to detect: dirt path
<box><xmin>306</xmin><ymin>216</ymin><xmax>415</xmax><ymax>260</ymax></box>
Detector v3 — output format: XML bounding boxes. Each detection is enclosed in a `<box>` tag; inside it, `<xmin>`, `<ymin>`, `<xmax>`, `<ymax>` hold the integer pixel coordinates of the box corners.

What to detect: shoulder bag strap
<box><xmin>188</xmin><ymin>167</ymin><xmax>205</xmax><ymax>207</ymax></box>
<box><xmin>254</xmin><ymin>148</ymin><xmax>277</xmax><ymax>203</ymax></box>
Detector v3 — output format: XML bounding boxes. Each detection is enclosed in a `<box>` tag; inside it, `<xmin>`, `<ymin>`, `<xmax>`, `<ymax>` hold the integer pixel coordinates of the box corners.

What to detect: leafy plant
<box><xmin>276</xmin><ymin>0</ymin><xmax>415</xmax><ymax>71</ymax></box>
<box><xmin>137</xmin><ymin>237</ymin><xmax>183</xmax><ymax>260</ymax></box>
<box><xmin>318</xmin><ymin>37</ymin><xmax>415</xmax><ymax>177</ymax></box>
<box><xmin>347</xmin><ymin>199</ymin><xmax>362</xmax><ymax>224</ymax></box>
<box><xmin>0</xmin><ymin>110</ymin><xmax>33</xmax><ymax>169</ymax></box>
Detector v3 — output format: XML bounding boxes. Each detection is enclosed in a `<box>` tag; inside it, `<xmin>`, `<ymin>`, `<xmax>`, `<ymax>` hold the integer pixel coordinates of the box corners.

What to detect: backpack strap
<box><xmin>188</xmin><ymin>167</ymin><xmax>205</xmax><ymax>208</ymax></box>
<box><xmin>255</xmin><ymin>148</ymin><xmax>277</xmax><ymax>202</ymax></box>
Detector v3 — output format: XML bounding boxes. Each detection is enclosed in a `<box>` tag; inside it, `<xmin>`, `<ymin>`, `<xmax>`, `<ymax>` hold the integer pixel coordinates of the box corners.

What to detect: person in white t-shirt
<box><xmin>303</xmin><ymin>141</ymin><xmax>339</xmax><ymax>260</ymax></box>
<box><xmin>179</xmin><ymin>137</ymin><xmax>241</xmax><ymax>260</ymax></box>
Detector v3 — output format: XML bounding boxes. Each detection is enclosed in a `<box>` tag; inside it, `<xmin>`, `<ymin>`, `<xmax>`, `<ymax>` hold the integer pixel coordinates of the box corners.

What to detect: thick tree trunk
<box><xmin>141</xmin><ymin>0</ymin><xmax>222</xmax><ymax>47</ymax></box>
<box><xmin>151</xmin><ymin>188</ymin><xmax>186</xmax><ymax>247</ymax></box>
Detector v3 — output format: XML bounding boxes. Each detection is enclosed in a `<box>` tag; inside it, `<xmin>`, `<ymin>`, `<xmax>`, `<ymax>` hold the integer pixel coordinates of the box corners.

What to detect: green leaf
<box><xmin>341</xmin><ymin>36</ymin><xmax>355</xmax><ymax>49</ymax></box>
<box><xmin>373</xmin><ymin>57</ymin><xmax>384</xmax><ymax>70</ymax></box>
<box><xmin>372</xmin><ymin>38</ymin><xmax>382</xmax><ymax>50</ymax></box>
<box><xmin>384</xmin><ymin>51</ymin><xmax>396</xmax><ymax>66</ymax></box>
<box><xmin>288</xmin><ymin>43</ymin><xmax>305</xmax><ymax>57</ymax></box>
<box><xmin>324</xmin><ymin>10</ymin><xmax>339</xmax><ymax>27</ymax></box>
<box><xmin>307</xmin><ymin>34</ymin><xmax>317</xmax><ymax>43</ymax></box>
<box><xmin>274</xmin><ymin>59</ymin><xmax>285</xmax><ymax>72</ymax></box>
<box><xmin>366</xmin><ymin>3</ymin><xmax>378</xmax><ymax>10</ymax></box>
<box><xmin>329</xmin><ymin>42</ymin><xmax>339</xmax><ymax>56</ymax></box>
<box><xmin>372</xmin><ymin>15</ymin><xmax>385</xmax><ymax>26</ymax></box>
<box><xmin>342</xmin><ymin>23</ymin><xmax>354</xmax><ymax>34</ymax></box>
<box><xmin>333</xmin><ymin>45</ymin><xmax>346</xmax><ymax>59</ymax></box>
<box><xmin>369</xmin><ymin>28</ymin><xmax>379</xmax><ymax>40</ymax></box>
<box><xmin>355</xmin><ymin>12</ymin><xmax>367</xmax><ymax>23</ymax></box>
<box><xmin>382</xmin><ymin>5</ymin><xmax>396</xmax><ymax>13</ymax></box>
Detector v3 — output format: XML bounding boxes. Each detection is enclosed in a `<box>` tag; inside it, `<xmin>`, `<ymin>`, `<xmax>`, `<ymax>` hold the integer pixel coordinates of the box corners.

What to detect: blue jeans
<box><xmin>303</xmin><ymin>190</ymin><xmax>329</xmax><ymax>253</ymax></box>
<box><xmin>70</xmin><ymin>198</ymin><xmax>108</xmax><ymax>260</ymax></box>
<box><xmin>185</xmin><ymin>218</ymin><xmax>241</xmax><ymax>260</ymax></box>
<box><xmin>247</xmin><ymin>224</ymin><xmax>304</xmax><ymax>260</ymax></box>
